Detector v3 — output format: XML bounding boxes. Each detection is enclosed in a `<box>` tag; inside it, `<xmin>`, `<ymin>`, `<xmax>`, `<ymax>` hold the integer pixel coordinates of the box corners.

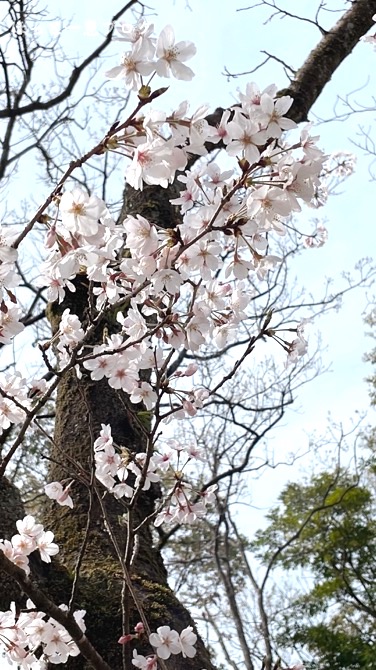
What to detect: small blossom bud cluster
<box><xmin>0</xmin><ymin>600</ymin><xmax>86</xmax><ymax>667</ymax></box>
<box><xmin>153</xmin><ymin>439</ymin><xmax>217</xmax><ymax>525</ymax></box>
<box><xmin>154</xmin><ymin>479</ymin><xmax>218</xmax><ymax>527</ymax></box>
<box><xmin>118</xmin><ymin>620</ymin><xmax>145</xmax><ymax>645</ymax></box>
<box><xmin>303</xmin><ymin>224</ymin><xmax>328</xmax><ymax>249</ymax></box>
<box><xmin>0</xmin><ymin>515</ymin><xmax>59</xmax><ymax>575</ymax></box>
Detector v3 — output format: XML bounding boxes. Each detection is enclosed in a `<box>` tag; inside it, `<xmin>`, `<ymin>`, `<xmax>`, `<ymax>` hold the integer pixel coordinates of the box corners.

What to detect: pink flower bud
<box><xmin>184</xmin><ymin>363</ymin><xmax>198</xmax><ymax>376</ymax></box>
<box><xmin>182</xmin><ymin>400</ymin><xmax>197</xmax><ymax>416</ymax></box>
<box><xmin>134</xmin><ymin>622</ymin><xmax>145</xmax><ymax>634</ymax></box>
<box><xmin>44</xmin><ymin>225</ymin><xmax>57</xmax><ymax>249</ymax></box>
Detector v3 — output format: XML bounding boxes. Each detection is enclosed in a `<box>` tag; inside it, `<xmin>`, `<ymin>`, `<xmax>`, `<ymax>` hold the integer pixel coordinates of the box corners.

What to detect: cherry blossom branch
<box><xmin>0</xmin><ymin>550</ymin><xmax>113</xmax><ymax>670</ymax></box>
<box><xmin>282</xmin><ymin>0</ymin><xmax>376</xmax><ymax>123</ymax></box>
<box><xmin>13</xmin><ymin>87</ymin><xmax>168</xmax><ymax>249</ymax></box>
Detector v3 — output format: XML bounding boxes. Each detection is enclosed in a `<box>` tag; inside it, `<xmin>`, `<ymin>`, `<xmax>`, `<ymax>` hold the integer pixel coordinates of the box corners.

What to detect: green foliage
<box><xmin>253</xmin><ymin>466</ymin><xmax>376</xmax><ymax>668</ymax></box>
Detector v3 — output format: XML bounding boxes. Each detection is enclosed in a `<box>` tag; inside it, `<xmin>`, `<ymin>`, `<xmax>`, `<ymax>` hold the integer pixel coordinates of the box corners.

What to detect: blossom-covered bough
<box><xmin>1</xmin><ymin>5</ymin><xmax>376</xmax><ymax>670</ymax></box>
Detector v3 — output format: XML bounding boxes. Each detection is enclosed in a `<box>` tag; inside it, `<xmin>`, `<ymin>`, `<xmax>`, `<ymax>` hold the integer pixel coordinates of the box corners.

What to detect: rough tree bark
<box><xmin>1</xmin><ymin>1</ymin><xmax>376</xmax><ymax>669</ymax></box>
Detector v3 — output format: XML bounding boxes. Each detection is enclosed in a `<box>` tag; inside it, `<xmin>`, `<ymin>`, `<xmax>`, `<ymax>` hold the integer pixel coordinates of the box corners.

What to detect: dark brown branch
<box><xmin>0</xmin><ymin>1</ymin><xmax>140</xmax><ymax>120</ymax></box>
<box><xmin>283</xmin><ymin>0</ymin><xmax>376</xmax><ymax>123</ymax></box>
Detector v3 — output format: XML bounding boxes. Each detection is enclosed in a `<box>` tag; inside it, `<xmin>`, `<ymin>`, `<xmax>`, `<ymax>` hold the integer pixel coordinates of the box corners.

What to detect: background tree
<box><xmin>246</xmin><ymin>424</ymin><xmax>376</xmax><ymax>670</ymax></box>
<box><xmin>0</xmin><ymin>2</ymin><xmax>376</xmax><ymax>670</ymax></box>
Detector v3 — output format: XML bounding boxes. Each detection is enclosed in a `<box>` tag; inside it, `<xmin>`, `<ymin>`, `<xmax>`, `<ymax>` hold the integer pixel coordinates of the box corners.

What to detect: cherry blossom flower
<box><xmin>83</xmin><ymin>348</ymin><xmax>112</xmax><ymax>381</ymax></box>
<box><xmin>128</xmin><ymin>454</ymin><xmax>160</xmax><ymax>490</ymax></box>
<box><xmin>115</xmin><ymin>20</ymin><xmax>155</xmax><ymax>55</ymax></box>
<box><xmin>201</xmin><ymin>484</ymin><xmax>218</xmax><ymax>505</ymax></box>
<box><xmin>16</xmin><ymin>515</ymin><xmax>43</xmax><ymax>539</ymax></box>
<box><xmin>0</xmin><ymin>226</ymin><xmax>18</xmax><ymax>263</ymax></box>
<box><xmin>170</xmin><ymin>173</ymin><xmax>200</xmax><ymax>212</ymax></box>
<box><xmin>149</xmin><ymin>625</ymin><xmax>180</xmax><ymax>659</ymax></box>
<box><xmin>179</xmin><ymin>626</ymin><xmax>197</xmax><ymax>658</ymax></box>
<box><xmin>35</xmin><ymin>531</ymin><xmax>59</xmax><ymax>563</ymax></box>
<box><xmin>155</xmin><ymin>25</ymin><xmax>196</xmax><ymax>80</ymax></box>
<box><xmin>0</xmin><ymin>395</ymin><xmax>27</xmax><ymax>433</ymax></box>
<box><xmin>107</xmin><ymin>356</ymin><xmax>139</xmax><ymax>393</ymax></box>
<box><xmin>226</xmin><ymin>110</ymin><xmax>267</xmax><ymax>164</ymax></box>
<box><xmin>237</xmin><ymin>81</ymin><xmax>277</xmax><ymax>114</ymax></box>
<box><xmin>152</xmin><ymin>269</ymin><xmax>182</xmax><ymax>294</ymax></box>
<box><xmin>204</xmin><ymin>162</ymin><xmax>234</xmax><ymax>188</ymax></box>
<box><xmin>0</xmin><ymin>263</ymin><xmax>20</xmax><ymax>302</ymax></box>
<box><xmin>247</xmin><ymin>185</ymin><xmax>291</xmax><ymax>229</ymax></box>
<box><xmin>93</xmin><ymin>423</ymin><xmax>113</xmax><ymax>451</ymax></box>
<box><xmin>59</xmin><ymin>189</ymin><xmax>106</xmax><ymax>236</ymax></box>
<box><xmin>126</xmin><ymin>138</ymin><xmax>187</xmax><ymax>190</ymax></box>
<box><xmin>105</xmin><ymin>39</ymin><xmax>154</xmax><ymax>91</ymax></box>
<box><xmin>286</xmin><ymin>331</ymin><xmax>308</xmax><ymax>366</ymax></box>
<box><xmin>0</xmin><ymin>305</ymin><xmax>25</xmax><ymax>344</ymax></box>
<box><xmin>260</xmin><ymin>93</ymin><xmax>297</xmax><ymax>137</ymax></box>
<box><xmin>11</xmin><ymin>533</ymin><xmax>35</xmax><ymax>556</ymax></box>
<box><xmin>44</xmin><ymin>482</ymin><xmax>74</xmax><ymax>509</ymax></box>
<box><xmin>132</xmin><ymin>651</ymin><xmax>157</xmax><ymax>669</ymax></box>
<box><xmin>130</xmin><ymin>382</ymin><xmax>157</xmax><ymax>409</ymax></box>
<box><xmin>95</xmin><ymin>444</ymin><xmax>121</xmax><ymax>477</ymax></box>
<box><xmin>0</xmin><ymin>539</ymin><xmax>30</xmax><ymax>574</ymax></box>
<box><xmin>124</xmin><ymin>214</ymin><xmax>159</xmax><ymax>257</ymax></box>
<box><xmin>59</xmin><ymin>309</ymin><xmax>84</xmax><ymax>348</ymax></box>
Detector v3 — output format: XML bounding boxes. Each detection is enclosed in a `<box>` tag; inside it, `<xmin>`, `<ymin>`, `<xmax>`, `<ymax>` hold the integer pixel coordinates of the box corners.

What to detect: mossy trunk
<box><xmin>42</xmin><ymin>183</ymin><xmax>216</xmax><ymax>670</ymax></box>
<box><xmin>0</xmin><ymin>477</ymin><xmax>27</xmax><ymax>609</ymax></box>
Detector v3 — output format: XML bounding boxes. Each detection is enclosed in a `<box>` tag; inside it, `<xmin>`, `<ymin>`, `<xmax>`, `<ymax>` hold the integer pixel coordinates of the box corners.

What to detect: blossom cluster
<box><xmin>92</xmin><ymin>424</ymin><xmax>217</xmax><ymax>525</ymax></box>
<box><xmin>0</xmin><ymin>19</ymin><xmax>359</xmax><ymax>436</ymax></box>
<box><xmin>0</xmin><ymin>225</ymin><xmax>24</xmax><ymax>344</ymax></box>
<box><xmin>0</xmin><ymin>600</ymin><xmax>86</xmax><ymax>667</ymax></box>
<box><xmin>44</xmin><ymin>425</ymin><xmax>218</xmax><ymax>525</ymax></box>
<box><xmin>0</xmin><ymin>515</ymin><xmax>58</xmax><ymax>575</ymax></box>
<box><xmin>0</xmin><ymin>518</ymin><xmax>84</xmax><ymax>666</ymax></box>
<box><xmin>106</xmin><ymin>21</ymin><xmax>197</xmax><ymax>89</ymax></box>
<box><xmin>131</xmin><ymin>624</ymin><xmax>197</xmax><ymax>669</ymax></box>
<box><xmin>0</xmin><ymin>22</ymin><xmax>338</xmax><ymax>438</ymax></box>
<box><xmin>0</xmin><ymin>372</ymin><xmax>30</xmax><ymax>433</ymax></box>
<box><xmin>35</xmin><ymin>88</ymin><xmax>329</xmax><ymax>422</ymax></box>
<box><xmin>0</xmin><ymin>371</ymin><xmax>50</xmax><ymax>436</ymax></box>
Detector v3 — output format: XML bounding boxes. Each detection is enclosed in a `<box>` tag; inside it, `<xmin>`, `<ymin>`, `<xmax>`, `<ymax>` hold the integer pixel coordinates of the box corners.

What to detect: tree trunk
<box><xmin>42</xmin><ymin>182</ymin><xmax>216</xmax><ymax>670</ymax></box>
